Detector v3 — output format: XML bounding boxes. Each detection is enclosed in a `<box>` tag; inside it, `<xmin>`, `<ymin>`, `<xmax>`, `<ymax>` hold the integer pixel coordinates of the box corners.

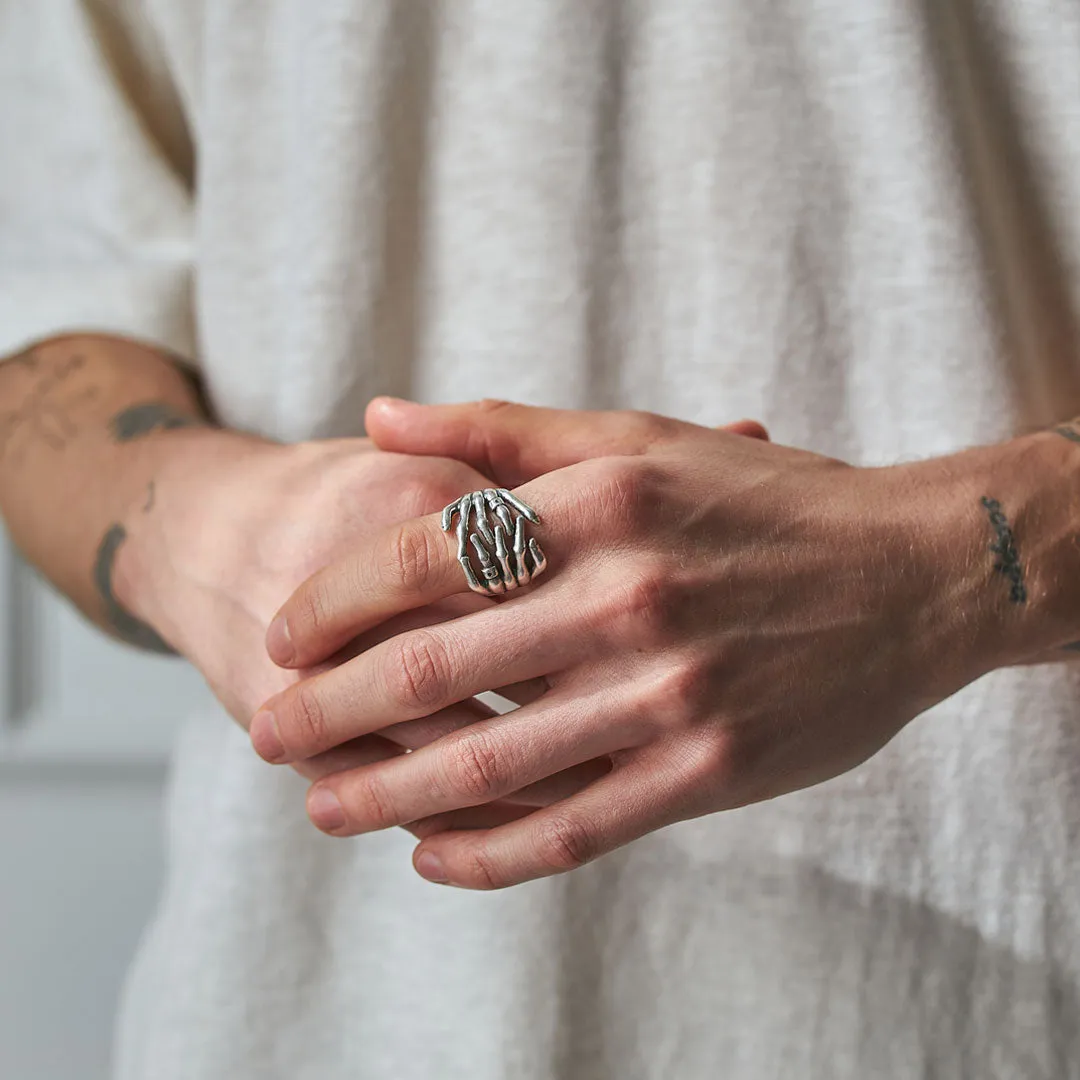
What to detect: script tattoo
<box><xmin>0</xmin><ymin>351</ymin><xmax>100</xmax><ymax>463</ymax></box>
<box><xmin>980</xmin><ymin>497</ymin><xmax>1027</xmax><ymax>604</ymax></box>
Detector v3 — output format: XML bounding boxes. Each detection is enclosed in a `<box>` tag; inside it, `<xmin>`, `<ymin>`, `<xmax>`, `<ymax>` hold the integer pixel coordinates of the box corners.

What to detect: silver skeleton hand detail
<box><xmin>440</xmin><ymin>488</ymin><xmax>548</xmax><ymax>595</ymax></box>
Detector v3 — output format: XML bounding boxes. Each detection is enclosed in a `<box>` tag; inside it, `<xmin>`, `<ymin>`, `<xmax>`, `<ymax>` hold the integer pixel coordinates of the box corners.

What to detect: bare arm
<box><xmin>0</xmin><ymin>333</ymin><xmax>215</xmax><ymax>651</ymax></box>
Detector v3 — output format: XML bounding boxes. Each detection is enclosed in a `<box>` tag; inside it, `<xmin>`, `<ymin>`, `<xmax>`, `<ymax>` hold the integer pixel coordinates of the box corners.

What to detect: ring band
<box><xmin>441</xmin><ymin>488</ymin><xmax>548</xmax><ymax>595</ymax></box>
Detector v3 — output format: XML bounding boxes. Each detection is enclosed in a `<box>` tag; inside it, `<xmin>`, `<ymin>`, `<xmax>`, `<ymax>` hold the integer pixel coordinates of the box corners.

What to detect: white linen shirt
<box><xmin>2</xmin><ymin>3</ymin><xmax>1079</xmax><ymax>1077</ymax></box>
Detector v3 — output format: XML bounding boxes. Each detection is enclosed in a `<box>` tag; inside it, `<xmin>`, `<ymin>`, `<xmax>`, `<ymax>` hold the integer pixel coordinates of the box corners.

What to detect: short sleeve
<box><xmin>0</xmin><ymin>0</ymin><xmax>197</xmax><ymax>363</ymax></box>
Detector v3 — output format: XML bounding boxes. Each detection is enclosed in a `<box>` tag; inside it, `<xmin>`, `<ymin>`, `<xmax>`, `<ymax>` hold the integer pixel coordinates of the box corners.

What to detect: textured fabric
<box><xmin>3</xmin><ymin>2</ymin><xmax>1080</xmax><ymax>1077</ymax></box>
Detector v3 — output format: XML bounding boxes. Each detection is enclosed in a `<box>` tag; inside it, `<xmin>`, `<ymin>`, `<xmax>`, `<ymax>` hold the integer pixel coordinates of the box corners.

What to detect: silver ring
<box><xmin>441</xmin><ymin>488</ymin><xmax>548</xmax><ymax>596</ymax></box>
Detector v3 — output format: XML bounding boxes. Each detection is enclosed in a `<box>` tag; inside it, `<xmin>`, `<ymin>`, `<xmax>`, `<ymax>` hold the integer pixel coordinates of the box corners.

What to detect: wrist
<box><xmin>884</xmin><ymin>432</ymin><xmax>1080</xmax><ymax>681</ymax></box>
<box><xmin>111</xmin><ymin>425</ymin><xmax>278</xmax><ymax>650</ymax></box>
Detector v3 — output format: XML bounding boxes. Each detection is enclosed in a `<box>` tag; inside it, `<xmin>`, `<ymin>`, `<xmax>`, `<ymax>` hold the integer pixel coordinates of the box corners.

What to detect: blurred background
<box><xmin>0</xmin><ymin>527</ymin><xmax>215</xmax><ymax>1080</ymax></box>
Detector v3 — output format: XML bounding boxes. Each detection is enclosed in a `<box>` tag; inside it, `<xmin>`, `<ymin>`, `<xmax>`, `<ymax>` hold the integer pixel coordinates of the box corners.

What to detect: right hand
<box><xmin>113</xmin><ymin>429</ymin><xmax>607</xmax><ymax>829</ymax></box>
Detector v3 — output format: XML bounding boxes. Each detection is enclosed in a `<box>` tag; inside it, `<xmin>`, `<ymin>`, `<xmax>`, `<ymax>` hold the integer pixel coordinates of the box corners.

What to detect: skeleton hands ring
<box><xmin>441</xmin><ymin>488</ymin><xmax>548</xmax><ymax>596</ymax></box>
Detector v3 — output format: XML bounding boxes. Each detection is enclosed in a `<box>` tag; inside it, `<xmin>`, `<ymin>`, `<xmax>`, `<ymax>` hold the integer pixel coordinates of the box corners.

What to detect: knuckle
<box><xmin>673</xmin><ymin>731</ymin><xmax>742</xmax><ymax>805</ymax></box>
<box><xmin>535</xmin><ymin>813</ymin><xmax>596</xmax><ymax>872</ymax></box>
<box><xmin>345</xmin><ymin>772</ymin><xmax>401</xmax><ymax>831</ymax></box>
<box><xmin>291</xmin><ymin>578</ymin><xmax>333</xmax><ymax>640</ymax></box>
<box><xmin>601</xmin><ymin>564</ymin><xmax>680</xmax><ymax>647</ymax></box>
<box><xmin>617</xmin><ymin>408</ymin><xmax>678</xmax><ymax>446</ymax></box>
<box><xmin>288</xmin><ymin>684</ymin><xmax>330</xmax><ymax>748</ymax></box>
<box><xmin>387</xmin><ymin>631</ymin><xmax>451</xmax><ymax>711</ymax></box>
<box><xmin>475</xmin><ymin>398</ymin><xmax>516</xmax><ymax>415</ymax></box>
<box><xmin>580</xmin><ymin>457</ymin><xmax>663</xmax><ymax>536</ymax></box>
<box><xmin>465</xmin><ymin>401</ymin><xmax>518</xmax><ymax>479</ymax></box>
<box><xmin>590</xmin><ymin>457</ymin><xmax>643</xmax><ymax>519</ymax></box>
<box><xmin>642</xmin><ymin>655</ymin><xmax>715</xmax><ymax>725</ymax></box>
<box><xmin>460</xmin><ymin>841</ymin><xmax>504</xmax><ymax>890</ymax></box>
<box><xmin>386</xmin><ymin>522</ymin><xmax>441</xmax><ymax>594</ymax></box>
<box><xmin>446</xmin><ymin>731</ymin><xmax>510</xmax><ymax>800</ymax></box>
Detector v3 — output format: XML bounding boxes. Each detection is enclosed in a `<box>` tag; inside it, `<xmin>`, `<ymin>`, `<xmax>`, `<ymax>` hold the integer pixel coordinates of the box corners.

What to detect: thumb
<box><xmin>366</xmin><ymin>397</ymin><xmax>768</xmax><ymax>487</ymax></box>
<box><xmin>366</xmin><ymin>398</ymin><xmax>673</xmax><ymax>486</ymax></box>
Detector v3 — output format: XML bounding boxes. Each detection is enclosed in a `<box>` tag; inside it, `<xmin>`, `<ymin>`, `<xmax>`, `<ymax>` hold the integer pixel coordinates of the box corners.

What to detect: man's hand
<box><xmin>0</xmin><ymin>335</ymin><xmax>762</xmax><ymax>831</ymax></box>
<box><xmin>256</xmin><ymin>400</ymin><xmax>1057</xmax><ymax>888</ymax></box>
<box><xmin>113</xmin><ymin>425</ymin><xmax>616</xmax><ymax>820</ymax></box>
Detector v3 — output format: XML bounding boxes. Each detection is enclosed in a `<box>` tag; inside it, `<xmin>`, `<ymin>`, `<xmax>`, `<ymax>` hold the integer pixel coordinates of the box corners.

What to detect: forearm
<box><xmin>0</xmin><ymin>333</ymin><xmax>215</xmax><ymax>650</ymax></box>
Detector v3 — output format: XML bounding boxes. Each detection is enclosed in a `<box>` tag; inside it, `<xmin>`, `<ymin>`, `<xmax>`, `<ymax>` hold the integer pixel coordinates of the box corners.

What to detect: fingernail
<box><xmin>265</xmin><ymin>615</ymin><xmax>294</xmax><ymax>665</ymax></box>
<box><xmin>373</xmin><ymin>395</ymin><xmax>414</xmax><ymax>410</ymax></box>
<box><xmin>308</xmin><ymin>786</ymin><xmax>346</xmax><ymax>832</ymax></box>
<box><xmin>250</xmin><ymin>709</ymin><xmax>286</xmax><ymax>763</ymax></box>
<box><xmin>415</xmin><ymin>850</ymin><xmax>449</xmax><ymax>884</ymax></box>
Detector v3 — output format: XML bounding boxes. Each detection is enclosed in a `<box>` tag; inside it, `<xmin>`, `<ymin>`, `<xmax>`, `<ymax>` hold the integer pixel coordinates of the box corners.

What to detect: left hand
<box><xmin>253</xmin><ymin>401</ymin><xmax>996</xmax><ymax>889</ymax></box>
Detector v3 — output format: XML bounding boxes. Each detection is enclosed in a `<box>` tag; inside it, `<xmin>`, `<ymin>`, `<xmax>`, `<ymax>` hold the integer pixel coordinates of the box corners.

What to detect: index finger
<box><xmin>266</xmin><ymin>511</ymin><xmax>468</xmax><ymax>668</ymax></box>
<box><xmin>267</xmin><ymin>483</ymin><xmax>559</xmax><ymax>668</ymax></box>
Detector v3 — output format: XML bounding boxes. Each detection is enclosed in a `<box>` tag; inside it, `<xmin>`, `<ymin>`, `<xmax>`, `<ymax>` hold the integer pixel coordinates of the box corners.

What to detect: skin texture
<box><xmin>115</xmin><ymin>421</ymin><xmax>613</xmax><ymax>813</ymax></box>
<box><xmin>0</xmin><ymin>335</ymin><xmax>763</xmax><ymax>830</ymax></box>
<box><xmin>0</xmin><ymin>336</ymin><xmax>608</xmax><ymax>831</ymax></box>
<box><xmin>11</xmin><ymin>337</ymin><xmax>1077</xmax><ymax>886</ymax></box>
<box><xmin>0</xmin><ymin>335</ymin><xmax>209</xmax><ymax>634</ymax></box>
<box><xmin>259</xmin><ymin>398</ymin><xmax>1080</xmax><ymax>890</ymax></box>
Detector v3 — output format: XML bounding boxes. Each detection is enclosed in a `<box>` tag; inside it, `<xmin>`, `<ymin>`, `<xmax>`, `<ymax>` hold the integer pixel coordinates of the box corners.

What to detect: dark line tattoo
<box><xmin>93</xmin><ymin>405</ymin><xmax>203</xmax><ymax>652</ymax></box>
<box><xmin>109</xmin><ymin>403</ymin><xmax>204</xmax><ymax>442</ymax></box>
<box><xmin>92</xmin><ymin>524</ymin><xmax>175</xmax><ymax>654</ymax></box>
<box><xmin>980</xmin><ymin>497</ymin><xmax>1027</xmax><ymax>604</ymax></box>
<box><xmin>1060</xmin><ymin>641</ymin><xmax>1080</xmax><ymax>652</ymax></box>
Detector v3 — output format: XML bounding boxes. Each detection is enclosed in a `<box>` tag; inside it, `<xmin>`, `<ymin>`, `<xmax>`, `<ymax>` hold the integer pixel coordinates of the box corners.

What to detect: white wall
<box><xmin>0</xmin><ymin>773</ymin><xmax>167</xmax><ymax>1080</ymax></box>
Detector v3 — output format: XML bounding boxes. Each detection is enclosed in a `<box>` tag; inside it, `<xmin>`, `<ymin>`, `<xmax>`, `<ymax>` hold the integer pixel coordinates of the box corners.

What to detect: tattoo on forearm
<box><xmin>95</xmin><ymin>405</ymin><xmax>202</xmax><ymax>654</ymax></box>
<box><xmin>2</xmin><ymin>343</ymin><xmax>208</xmax><ymax>463</ymax></box>
<box><xmin>93</xmin><ymin>401</ymin><xmax>203</xmax><ymax>653</ymax></box>
<box><xmin>0</xmin><ymin>352</ymin><xmax>100</xmax><ymax>463</ymax></box>
<box><xmin>109</xmin><ymin>402</ymin><xmax>205</xmax><ymax>441</ymax></box>
<box><xmin>93</xmin><ymin>524</ymin><xmax>175</xmax><ymax>654</ymax></box>
<box><xmin>1</xmin><ymin>346</ymin><xmax>202</xmax><ymax>653</ymax></box>
<box><xmin>980</xmin><ymin>497</ymin><xmax>1027</xmax><ymax>604</ymax></box>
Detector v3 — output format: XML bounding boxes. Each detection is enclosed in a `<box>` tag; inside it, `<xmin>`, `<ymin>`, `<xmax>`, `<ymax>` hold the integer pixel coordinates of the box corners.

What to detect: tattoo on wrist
<box><xmin>0</xmin><ymin>351</ymin><xmax>99</xmax><ymax>463</ymax></box>
<box><xmin>93</xmin><ymin>400</ymin><xmax>199</xmax><ymax>651</ymax></box>
<box><xmin>93</xmin><ymin>524</ymin><xmax>175</xmax><ymax>654</ymax></box>
<box><xmin>92</xmin><ymin>400</ymin><xmax>203</xmax><ymax>651</ymax></box>
<box><xmin>980</xmin><ymin>497</ymin><xmax>1027</xmax><ymax>604</ymax></box>
<box><xmin>109</xmin><ymin>403</ymin><xmax>205</xmax><ymax>442</ymax></box>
